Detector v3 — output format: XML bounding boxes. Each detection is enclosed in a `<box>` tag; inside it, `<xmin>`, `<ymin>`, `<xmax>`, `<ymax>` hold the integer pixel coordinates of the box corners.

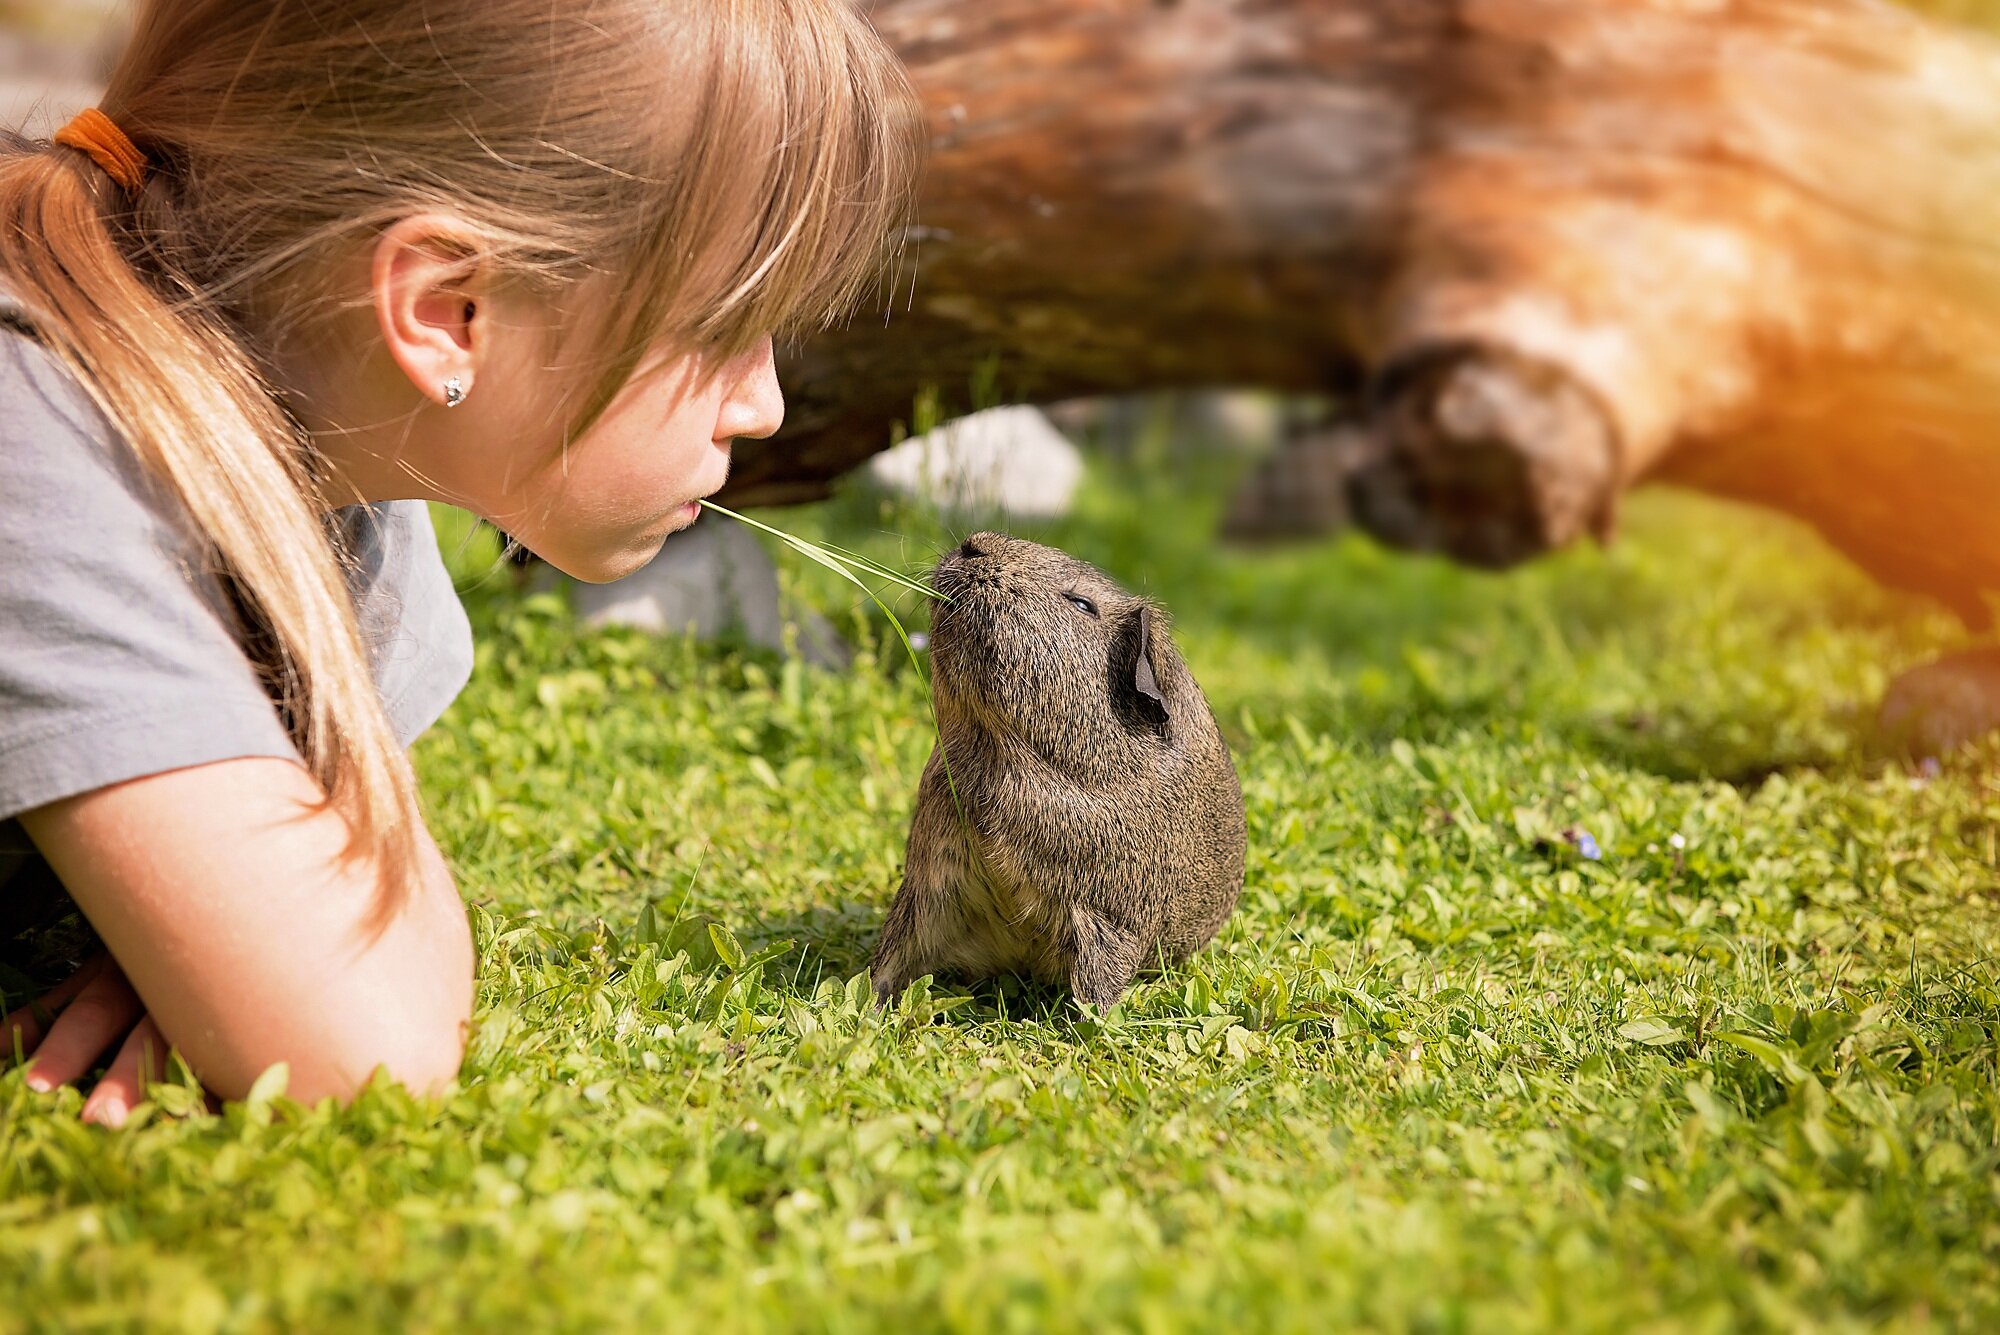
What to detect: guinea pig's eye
<box><xmin>1063</xmin><ymin>592</ymin><xmax>1099</xmax><ymax>618</ymax></box>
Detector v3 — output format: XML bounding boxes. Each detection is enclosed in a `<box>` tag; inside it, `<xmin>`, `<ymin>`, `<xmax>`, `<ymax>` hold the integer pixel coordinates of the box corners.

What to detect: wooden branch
<box><xmin>725</xmin><ymin>0</ymin><xmax>2000</xmax><ymax>619</ymax></box>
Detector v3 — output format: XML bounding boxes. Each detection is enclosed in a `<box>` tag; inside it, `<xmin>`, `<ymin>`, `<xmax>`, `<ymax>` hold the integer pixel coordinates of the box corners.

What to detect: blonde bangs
<box><xmin>701</xmin><ymin>1</ymin><xmax>925</xmax><ymax>348</ymax></box>
<box><xmin>605</xmin><ymin>0</ymin><xmax>926</xmax><ymax>379</ymax></box>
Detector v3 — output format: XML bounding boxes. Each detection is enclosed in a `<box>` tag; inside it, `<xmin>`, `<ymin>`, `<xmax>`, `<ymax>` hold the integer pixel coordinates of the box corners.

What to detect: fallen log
<box><xmin>728</xmin><ymin>0</ymin><xmax>2000</xmax><ymax>626</ymax></box>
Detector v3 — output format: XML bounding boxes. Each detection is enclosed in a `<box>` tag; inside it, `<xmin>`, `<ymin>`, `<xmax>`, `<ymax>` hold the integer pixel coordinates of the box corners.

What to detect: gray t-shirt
<box><xmin>0</xmin><ymin>300</ymin><xmax>474</xmax><ymax>905</ymax></box>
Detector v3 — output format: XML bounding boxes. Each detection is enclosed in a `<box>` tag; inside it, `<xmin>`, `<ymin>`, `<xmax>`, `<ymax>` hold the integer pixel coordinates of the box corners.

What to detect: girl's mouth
<box><xmin>654</xmin><ymin>500</ymin><xmax>701</xmax><ymax>537</ymax></box>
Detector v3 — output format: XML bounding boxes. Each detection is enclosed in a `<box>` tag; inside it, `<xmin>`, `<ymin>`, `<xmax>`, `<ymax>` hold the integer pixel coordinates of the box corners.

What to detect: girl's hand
<box><xmin>4</xmin><ymin>951</ymin><xmax>171</xmax><ymax>1127</ymax></box>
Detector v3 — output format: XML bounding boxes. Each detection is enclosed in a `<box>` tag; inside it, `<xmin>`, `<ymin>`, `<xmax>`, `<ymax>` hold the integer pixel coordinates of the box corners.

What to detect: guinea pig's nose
<box><xmin>958</xmin><ymin>538</ymin><xmax>986</xmax><ymax>560</ymax></box>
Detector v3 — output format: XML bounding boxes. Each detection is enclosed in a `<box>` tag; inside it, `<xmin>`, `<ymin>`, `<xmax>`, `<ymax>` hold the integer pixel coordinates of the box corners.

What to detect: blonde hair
<box><xmin>0</xmin><ymin>0</ymin><xmax>923</xmax><ymax>920</ymax></box>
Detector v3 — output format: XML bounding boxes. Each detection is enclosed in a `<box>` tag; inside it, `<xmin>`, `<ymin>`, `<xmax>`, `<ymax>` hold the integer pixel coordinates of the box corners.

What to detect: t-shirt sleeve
<box><xmin>0</xmin><ymin>332</ymin><xmax>302</xmax><ymax>822</ymax></box>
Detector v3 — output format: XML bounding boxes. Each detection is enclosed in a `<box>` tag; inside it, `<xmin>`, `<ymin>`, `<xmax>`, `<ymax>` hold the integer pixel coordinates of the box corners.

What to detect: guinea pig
<box><xmin>869</xmin><ymin>533</ymin><xmax>1247</xmax><ymax>1014</ymax></box>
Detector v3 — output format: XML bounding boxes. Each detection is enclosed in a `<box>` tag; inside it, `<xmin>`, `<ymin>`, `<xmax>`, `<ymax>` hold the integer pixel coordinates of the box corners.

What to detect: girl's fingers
<box><xmin>2</xmin><ymin>952</ymin><xmax>110</xmax><ymax>1064</ymax></box>
<box><xmin>82</xmin><ymin>1014</ymin><xmax>168</xmax><ymax>1129</ymax></box>
<box><xmin>20</xmin><ymin>961</ymin><xmax>142</xmax><ymax>1092</ymax></box>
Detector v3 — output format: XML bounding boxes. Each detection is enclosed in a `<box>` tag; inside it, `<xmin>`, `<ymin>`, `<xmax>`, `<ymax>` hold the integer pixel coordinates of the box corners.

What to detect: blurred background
<box><xmin>8</xmin><ymin>0</ymin><xmax>2000</xmax><ymax>766</ymax></box>
<box><xmin>0</xmin><ymin>0</ymin><xmax>118</xmax><ymax>138</ymax></box>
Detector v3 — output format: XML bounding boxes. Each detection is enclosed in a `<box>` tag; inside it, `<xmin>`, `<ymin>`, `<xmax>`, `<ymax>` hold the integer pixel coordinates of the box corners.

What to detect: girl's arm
<box><xmin>13</xmin><ymin>755</ymin><xmax>473</xmax><ymax>1111</ymax></box>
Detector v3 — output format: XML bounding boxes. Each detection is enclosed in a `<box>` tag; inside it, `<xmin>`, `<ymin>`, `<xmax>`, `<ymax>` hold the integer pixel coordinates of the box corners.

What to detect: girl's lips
<box><xmin>651</xmin><ymin>499</ymin><xmax>700</xmax><ymax>540</ymax></box>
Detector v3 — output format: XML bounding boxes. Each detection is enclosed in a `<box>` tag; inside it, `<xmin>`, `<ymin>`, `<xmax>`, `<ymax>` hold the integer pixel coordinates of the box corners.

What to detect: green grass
<box><xmin>5</xmin><ymin>455</ymin><xmax>2000</xmax><ymax>1332</ymax></box>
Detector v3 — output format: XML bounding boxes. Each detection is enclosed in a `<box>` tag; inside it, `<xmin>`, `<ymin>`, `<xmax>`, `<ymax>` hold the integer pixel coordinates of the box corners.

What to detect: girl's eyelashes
<box><xmin>1063</xmin><ymin>592</ymin><xmax>1099</xmax><ymax>618</ymax></box>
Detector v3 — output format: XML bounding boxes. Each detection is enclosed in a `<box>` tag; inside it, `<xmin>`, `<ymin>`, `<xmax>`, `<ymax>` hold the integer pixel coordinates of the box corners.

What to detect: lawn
<box><xmin>4</xmin><ymin>451</ymin><xmax>1999</xmax><ymax>1332</ymax></box>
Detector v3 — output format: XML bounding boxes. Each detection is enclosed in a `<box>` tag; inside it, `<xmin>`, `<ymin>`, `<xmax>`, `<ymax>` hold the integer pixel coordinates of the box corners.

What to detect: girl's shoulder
<box><xmin>0</xmin><ymin>298</ymin><xmax>299</xmax><ymax>824</ymax></box>
<box><xmin>0</xmin><ymin>289</ymin><xmax>472</xmax><ymax>828</ymax></box>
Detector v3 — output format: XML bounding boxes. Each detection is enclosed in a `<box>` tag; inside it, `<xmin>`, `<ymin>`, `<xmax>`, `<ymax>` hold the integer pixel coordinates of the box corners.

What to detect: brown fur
<box><xmin>869</xmin><ymin>533</ymin><xmax>1247</xmax><ymax>1014</ymax></box>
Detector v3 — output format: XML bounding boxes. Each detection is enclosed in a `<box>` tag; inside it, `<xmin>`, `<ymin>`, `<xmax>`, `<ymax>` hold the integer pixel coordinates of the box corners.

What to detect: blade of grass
<box><xmin>698</xmin><ymin>501</ymin><xmax>939</xmax><ymax>601</ymax></box>
<box><xmin>698</xmin><ymin>499</ymin><xmax>979</xmax><ymax>905</ymax></box>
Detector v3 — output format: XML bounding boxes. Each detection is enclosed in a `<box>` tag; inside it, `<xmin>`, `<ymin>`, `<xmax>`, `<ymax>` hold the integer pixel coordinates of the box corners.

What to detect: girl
<box><xmin>0</xmin><ymin>0</ymin><xmax>921</xmax><ymax>1126</ymax></box>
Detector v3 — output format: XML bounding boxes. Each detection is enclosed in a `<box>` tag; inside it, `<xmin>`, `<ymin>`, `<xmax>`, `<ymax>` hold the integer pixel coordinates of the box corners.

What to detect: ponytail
<box><xmin>0</xmin><ymin>136</ymin><xmax>423</xmax><ymax>922</ymax></box>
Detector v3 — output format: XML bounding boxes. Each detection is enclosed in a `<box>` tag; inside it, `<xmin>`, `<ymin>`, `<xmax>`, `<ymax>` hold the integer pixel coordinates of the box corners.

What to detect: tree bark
<box><xmin>725</xmin><ymin>0</ymin><xmax>2000</xmax><ymax>623</ymax></box>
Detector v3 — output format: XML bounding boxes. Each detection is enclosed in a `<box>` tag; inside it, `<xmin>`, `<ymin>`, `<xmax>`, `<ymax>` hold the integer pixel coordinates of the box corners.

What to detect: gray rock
<box><xmin>866</xmin><ymin>405</ymin><xmax>1083</xmax><ymax>519</ymax></box>
<box><xmin>569</xmin><ymin>516</ymin><xmax>851</xmax><ymax>670</ymax></box>
<box><xmin>1221</xmin><ymin>422</ymin><xmax>1375</xmax><ymax>544</ymax></box>
<box><xmin>1044</xmin><ymin>391</ymin><xmax>1290</xmax><ymax>462</ymax></box>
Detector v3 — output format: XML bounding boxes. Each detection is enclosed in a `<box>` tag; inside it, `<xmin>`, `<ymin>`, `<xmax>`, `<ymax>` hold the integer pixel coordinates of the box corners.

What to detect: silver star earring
<box><xmin>443</xmin><ymin>376</ymin><xmax>467</xmax><ymax>409</ymax></box>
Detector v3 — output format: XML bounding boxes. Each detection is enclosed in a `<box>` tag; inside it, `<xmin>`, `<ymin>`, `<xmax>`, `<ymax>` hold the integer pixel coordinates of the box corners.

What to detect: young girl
<box><xmin>0</xmin><ymin>0</ymin><xmax>920</xmax><ymax>1126</ymax></box>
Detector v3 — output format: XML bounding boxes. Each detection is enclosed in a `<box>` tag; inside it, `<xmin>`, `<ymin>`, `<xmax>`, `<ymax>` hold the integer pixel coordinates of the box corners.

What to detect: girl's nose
<box><xmin>717</xmin><ymin>336</ymin><xmax>784</xmax><ymax>442</ymax></box>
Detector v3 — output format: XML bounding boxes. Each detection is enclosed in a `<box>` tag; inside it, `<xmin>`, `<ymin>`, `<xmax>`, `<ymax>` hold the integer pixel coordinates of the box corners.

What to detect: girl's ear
<box><xmin>371</xmin><ymin>214</ymin><xmax>488</xmax><ymax>409</ymax></box>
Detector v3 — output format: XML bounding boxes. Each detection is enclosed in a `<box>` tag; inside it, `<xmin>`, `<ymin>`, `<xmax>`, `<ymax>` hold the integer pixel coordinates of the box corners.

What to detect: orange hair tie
<box><xmin>54</xmin><ymin>108</ymin><xmax>149</xmax><ymax>196</ymax></box>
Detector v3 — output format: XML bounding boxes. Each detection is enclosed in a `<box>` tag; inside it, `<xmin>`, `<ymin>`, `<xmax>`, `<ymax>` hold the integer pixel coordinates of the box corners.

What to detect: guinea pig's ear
<box><xmin>1130</xmin><ymin>606</ymin><xmax>1169</xmax><ymax>729</ymax></box>
<box><xmin>1133</xmin><ymin>607</ymin><xmax>1165</xmax><ymax>705</ymax></box>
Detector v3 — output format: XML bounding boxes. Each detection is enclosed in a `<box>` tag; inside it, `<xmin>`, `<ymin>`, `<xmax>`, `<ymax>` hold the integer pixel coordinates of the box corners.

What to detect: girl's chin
<box><xmin>530</xmin><ymin>501</ymin><xmax>706</xmax><ymax>584</ymax></box>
